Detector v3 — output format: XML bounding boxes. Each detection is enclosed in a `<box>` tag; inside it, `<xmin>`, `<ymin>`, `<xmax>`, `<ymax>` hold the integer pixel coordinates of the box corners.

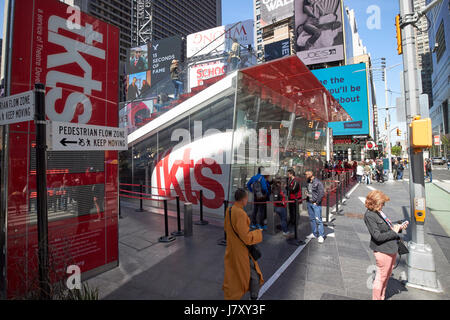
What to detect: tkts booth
<box><xmin>0</xmin><ymin>0</ymin><xmax>120</xmax><ymax>298</ymax></box>
<box><xmin>123</xmin><ymin>55</ymin><xmax>351</xmax><ymax>217</ymax></box>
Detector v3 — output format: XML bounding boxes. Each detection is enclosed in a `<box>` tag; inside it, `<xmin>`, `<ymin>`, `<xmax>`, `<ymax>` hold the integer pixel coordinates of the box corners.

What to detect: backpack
<box><xmin>252</xmin><ymin>176</ymin><xmax>266</xmax><ymax>201</ymax></box>
<box><xmin>272</xmin><ymin>186</ymin><xmax>282</xmax><ymax>202</ymax></box>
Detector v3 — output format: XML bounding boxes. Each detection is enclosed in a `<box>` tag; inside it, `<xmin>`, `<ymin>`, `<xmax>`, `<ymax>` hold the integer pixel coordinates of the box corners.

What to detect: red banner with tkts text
<box><xmin>7</xmin><ymin>0</ymin><xmax>119</xmax><ymax>298</ymax></box>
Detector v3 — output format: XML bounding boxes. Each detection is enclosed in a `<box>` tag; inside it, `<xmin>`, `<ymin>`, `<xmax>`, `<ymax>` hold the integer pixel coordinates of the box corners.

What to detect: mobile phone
<box><xmin>401</xmin><ymin>220</ymin><xmax>409</xmax><ymax>227</ymax></box>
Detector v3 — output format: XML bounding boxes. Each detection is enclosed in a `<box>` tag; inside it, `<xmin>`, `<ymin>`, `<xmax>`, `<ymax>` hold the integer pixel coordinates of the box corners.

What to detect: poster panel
<box><xmin>7</xmin><ymin>0</ymin><xmax>119</xmax><ymax>297</ymax></box>
<box><xmin>127</xmin><ymin>71</ymin><xmax>151</xmax><ymax>101</ymax></box>
<box><xmin>311</xmin><ymin>63</ymin><xmax>370</xmax><ymax>136</ymax></box>
<box><xmin>128</xmin><ymin>44</ymin><xmax>150</xmax><ymax>74</ymax></box>
<box><xmin>264</xmin><ymin>38</ymin><xmax>291</xmax><ymax>61</ymax></box>
<box><xmin>189</xmin><ymin>60</ymin><xmax>227</xmax><ymax>89</ymax></box>
<box><xmin>260</xmin><ymin>0</ymin><xmax>295</xmax><ymax>27</ymax></box>
<box><xmin>294</xmin><ymin>0</ymin><xmax>344</xmax><ymax>65</ymax></box>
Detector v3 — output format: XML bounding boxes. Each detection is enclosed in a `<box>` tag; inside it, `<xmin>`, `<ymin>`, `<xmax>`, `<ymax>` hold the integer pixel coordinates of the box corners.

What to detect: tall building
<box><xmin>132</xmin><ymin>0</ymin><xmax>222</xmax><ymax>47</ymax></box>
<box><xmin>413</xmin><ymin>0</ymin><xmax>433</xmax><ymax>108</ymax></box>
<box><xmin>427</xmin><ymin>0</ymin><xmax>449</xmax><ymax>151</ymax></box>
<box><xmin>61</xmin><ymin>0</ymin><xmax>133</xmax><ymax>63</ymax></box>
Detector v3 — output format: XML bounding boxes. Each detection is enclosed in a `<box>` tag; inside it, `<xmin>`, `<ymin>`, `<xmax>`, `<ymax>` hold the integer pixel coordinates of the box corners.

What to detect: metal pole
<box><xmin>287</xmin><ymin>199</ymin><xmax>305</xmax><ymax>246</ymax></box>
<box><xmin>384</xmin><ymin>66</ymin><xmax>394</xmax><ymax>181</ymax></box>
<box><xmin>171</xmin><ymin>196</ymin><xmax>184</xmax><ymax>237</ymax></box>
<box><xmin>217</xmin><ymin>200</ymin><xmax>228</xmax><ymax>246</ymax></box>
<box><xmin>399</xmin><ymin>0</ymin><xmax>441</xmax><ymax>291</ymax></box>
<box><xmin>194</xmin><ymin>190</ymin><xmax>208</xmax><ymax>225</ymax></box>
<box><xmin>159</xmin><ymin>199</ymin><xmax>175</xmax><ymax>243</ymax></box>
<box><xmin>35</xmin><ymin>83</ymin><xmax>50</xmax><ymax>299</ymax></box>
<box><xmin>136</xmin><ymin>184</ymin><xmax>144</xmax><ymax>212</ymax></box>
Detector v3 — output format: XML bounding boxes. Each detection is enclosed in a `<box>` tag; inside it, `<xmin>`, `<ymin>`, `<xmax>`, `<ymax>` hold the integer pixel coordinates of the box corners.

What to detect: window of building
<box><xmin>435</xmin><ymin>20</ymin><xmax>446</xmax><ymax>63</ymax></box>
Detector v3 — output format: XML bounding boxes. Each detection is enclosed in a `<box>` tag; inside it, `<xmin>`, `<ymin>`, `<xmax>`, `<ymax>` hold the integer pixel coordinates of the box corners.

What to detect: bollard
<box><xmin>287</xmin><ymin>199</ymin><xmax>305</xmax><ymax>246</ymax></box>
<box><xmin>171</xmin><ymin>196</ymin><xmax>184</xmax><ymax>237</ymax></box>
<box><xmin>159</xmin><ymin>199</ymin><xmax>176</xmax><ymax>243</ymax></box>
<box><xmin>194</xmin><ymin>190</ymin><xmax>209</xmax><ymax>225</ymax></box>
<box><xmin>184</xmin><ymin>202</ymin><xmax>193</xmax><ymax>237</ymax></box>
<box><xmin>217</xmin><ymin>200</ymin><xmax>228</xmax><ymax>246</ymax></box>
<box><xmin>135</xmin><ymin>184</ymin><xmax>144</xmax><ymax>212</ymax></box>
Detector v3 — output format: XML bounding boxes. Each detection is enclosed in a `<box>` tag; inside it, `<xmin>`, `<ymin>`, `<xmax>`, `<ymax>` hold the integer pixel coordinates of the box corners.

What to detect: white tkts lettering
<box><xmin>46</xmin><ymin>15</ymin><xmax>105</xmax><ymax>124</ymax></box>
<box><xmin>66</xmin><ymin>265</ymin><xmax>81</xmax><ymax>290</ymax></box>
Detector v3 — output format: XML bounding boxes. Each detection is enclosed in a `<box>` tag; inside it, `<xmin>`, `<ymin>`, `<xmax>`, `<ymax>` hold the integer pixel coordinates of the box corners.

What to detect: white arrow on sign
<box><xmin>0</xmin><ymin>90</ymin><xmax>35</xmax><ymax>125</ymax></box>
<box><xmin>48</xmin><ymin>121</ymin><xmax>128</xmax><ymax>151</ymax></box>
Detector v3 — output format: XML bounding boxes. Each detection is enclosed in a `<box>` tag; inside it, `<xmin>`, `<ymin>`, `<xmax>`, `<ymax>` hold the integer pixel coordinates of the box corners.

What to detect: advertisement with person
<box><xmin>312</xmin><ymin>63</ymin><xmax>370</xmax><ymax>136</ymax></box>
<box><xmin>127</xmin><ymin>71</ymin><xmax>151</xmax><ymax>101</ymax></box>
<box><xmin>6</xmin><ymin>0</ymin><xmax>120</xmax><ymax>297</ymax></box>
<box><xmin>149</xmin><ymin>36</ymin><xmax>183</xmax><ymax>87</ymax></box>
<box><xmin>128</xmin><ymin>44</ymin><xmax>149</xmax><ymax>74</ymax></box>
<box><xmin>294</xmin><ymin>0</ymin><xmax>345</xmax><ymax>65</ymax></box>
<box><xmin>260</xmin><ymin>0</ymin><xmax>295</xmax><ymax>27</ymax></box>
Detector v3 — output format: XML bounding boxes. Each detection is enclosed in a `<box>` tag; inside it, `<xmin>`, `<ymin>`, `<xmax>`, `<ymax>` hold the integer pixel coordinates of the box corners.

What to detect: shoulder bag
<box><xmin>228</xmin><ymin>208</ymin><xmax>262</xmax><ymax>261</ymax></box>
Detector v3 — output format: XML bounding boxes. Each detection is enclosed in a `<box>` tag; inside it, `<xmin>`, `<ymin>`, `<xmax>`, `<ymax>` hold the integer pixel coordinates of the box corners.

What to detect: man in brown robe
<box><xmin>223</xmin><ymin>188</ymin><xmax>264</xmax><ymax>300</ymax></box>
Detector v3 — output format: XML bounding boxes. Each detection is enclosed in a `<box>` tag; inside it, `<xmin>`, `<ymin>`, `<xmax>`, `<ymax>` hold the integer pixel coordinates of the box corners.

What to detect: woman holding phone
<box><xmin>364</xmin><ymin>190</ymin><xmax>409</xmax><ymax>300</ymax></box>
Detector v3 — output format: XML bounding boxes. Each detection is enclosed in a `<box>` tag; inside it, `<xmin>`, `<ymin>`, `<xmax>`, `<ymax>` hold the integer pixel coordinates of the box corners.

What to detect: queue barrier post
<box><xmin>135</xmin><ymin>184</ymin><xmax>144</xmax><ymax>212</ymax></box>
<box><xmin>171</xmin><ymin>196</ymin><xmax>184</xmax><ymax>237</ymax></box>
<box><xmin>287</xmin><ymin>199</ymin><xmax>306</xmax><ymax>246</ymax></box>
<box><xmin>119</xmin><ymin>193</ymin><xmax>123</xmax><ymax>219</ymax></box>
<box><xmin>195</xmin><ymin>190</ymin><xmax>209</xmax><ymax>225</ymax></box>
<box><xmin>217</xmin><ymin>200</ymin><xmax>228</xmax><ymax>246</ymax></box>
<box><xmin>158</xmin><ymin>199</ymin><xmax>176</xmax><ymax>243</ymax></box>
<box><xmin>184</xmin><ymin>202</ymin><xmax>193</xmax><ymax>237</ymax></box>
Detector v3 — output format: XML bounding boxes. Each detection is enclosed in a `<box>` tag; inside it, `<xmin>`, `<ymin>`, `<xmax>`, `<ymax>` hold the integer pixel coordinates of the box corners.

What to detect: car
<box><xmin>432</xmin><ymin>157</ymin><xmax>445</xmax><ymax>165</ymax></box>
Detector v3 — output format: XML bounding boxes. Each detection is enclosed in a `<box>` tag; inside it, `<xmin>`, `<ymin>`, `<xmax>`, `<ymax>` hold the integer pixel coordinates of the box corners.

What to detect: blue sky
<box><xmin>223</xmin><ymin>0</ymin><xmax>405</xmax><ymax>142</ymax></box>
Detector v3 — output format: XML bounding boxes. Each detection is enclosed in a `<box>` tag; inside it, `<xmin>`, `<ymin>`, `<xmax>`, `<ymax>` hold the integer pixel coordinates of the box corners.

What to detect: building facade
<box><xmin>427</xmin><ymin>0</ymin><xmax>449</xmax><ymax>152</ymax></box>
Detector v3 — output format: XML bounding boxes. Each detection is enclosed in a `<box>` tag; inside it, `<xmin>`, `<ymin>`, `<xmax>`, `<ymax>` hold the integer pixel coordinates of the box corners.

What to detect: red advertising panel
<box><xmin>7</xmin><ymin>0</ymin><xmax>119</xmax><ymax>297</ymax></box>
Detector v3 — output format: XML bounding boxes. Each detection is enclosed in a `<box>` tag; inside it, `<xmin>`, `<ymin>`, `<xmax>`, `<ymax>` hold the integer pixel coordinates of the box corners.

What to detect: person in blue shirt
<box><xmin>247</xmin><ymin>167</ymin><xmax>270</xmax><ymax>230</ymax></box>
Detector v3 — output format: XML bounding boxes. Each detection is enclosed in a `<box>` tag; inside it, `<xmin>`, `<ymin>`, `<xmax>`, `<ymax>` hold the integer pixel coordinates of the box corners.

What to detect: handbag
<box><xmin>397</xmin><ymin>239</ymin><xmax>409</xmax><ymax>255</ymax></box>
<box><xmin>228</xmin><ymin>208</ymin><xmax>262</xmax><ymax>261</ymax></box>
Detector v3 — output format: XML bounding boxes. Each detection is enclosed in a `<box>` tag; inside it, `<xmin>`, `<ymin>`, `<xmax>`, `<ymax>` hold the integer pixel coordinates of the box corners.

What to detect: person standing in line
<box><xmin>223</xmin><ymin>189</ymin><xmax>264</xmax><ymax>300</ymax></box>
<box><xmin>364</xmin><ymin>161</ymin><xmax>372</xmax><ymax>184</ymax></box>
<box><xmin>170</xmin><ymin>59</ymin><xmax>183</xmax><ymax>99</ymax></box>
<box><xmin>356</xmin><ymin>161</ymin><xmax>365</xmax><ymax>184</ymax></box>
<box><xmin>247</xmin><ymin>167</ymin><xmax>270</xmax><ymax>230</ymax></box>
<box><xmin>287</xmin><ymin>169</ymin><xmax>302</xmax><ymax>228</ymax></box>
<box><xmin>392</xmin><ymin>159</ymin><xmax>398</xmax><ymax>180</ymax></box>
<box><xmin>363</xmin><ymin>190</ymin><xmax>408</xmax><ymax>300</ymax></box>
<box><xmin>271</xmin><ymin>179</ymin><xmax>292</xmax><ymax>238</ymax></box>
<box><xmin>305</xmin><ymin>170</ymin><xmax>325</xmax><ymax>243</ymax></box>
<box><xmin>376</xmin><ymin>160</ymin><xmax>384</xmax><ymax>183</ymax></box>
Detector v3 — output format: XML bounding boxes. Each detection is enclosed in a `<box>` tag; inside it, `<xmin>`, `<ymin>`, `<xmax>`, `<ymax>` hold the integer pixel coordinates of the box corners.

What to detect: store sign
<box><xmin>189</xmin><ymin>60</ymin><xmax>227</xmax><ymax>88</ymax></box>
<box><xmin>365</xmin><ymin>141</ymin><xmax>375</xmax><ymax>150</ymax></box>
<box><xmin>434</xmin><ymin>135</ymin><xmax>441</xmax><ymax>146</ymax></box>
<box><xmin>312</xmin><ymin>63</ymin><xmax>370</xmax><ymax>136</ymax></box>
<box><xmin>0</xmin><ymin>91</ymin><xmax>35</xmax><ymax>125</ymax></box>
<box><xmin>48</xmin><ymin>121</ymin><xmax>127</xmax><ymax>151</ymax></box>
<box><xmin>260</xmin><ymin>0</ymin><xmax>294</xmax><ymax>27</ymax></box>
<box><xmin>295</xmin><ymin>0</ymin><xmax>344</xmax><ymax>65</ymax></box>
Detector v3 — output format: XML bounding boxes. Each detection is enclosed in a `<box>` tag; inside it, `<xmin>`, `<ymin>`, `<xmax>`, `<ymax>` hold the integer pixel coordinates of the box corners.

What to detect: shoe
<box><xmin>318</xmin><ymin>236</ymin><xmax>324</xmax><ymax>243</ymax></box>
<box><xmin>283</xmin><ymin>231</ymin><xmax>293</xmax><ymax>238</ymax></box>
<box><xmin>306</xmin><ymin>233</ymin><xmax>316</xmax><ymax>239</ymax></box>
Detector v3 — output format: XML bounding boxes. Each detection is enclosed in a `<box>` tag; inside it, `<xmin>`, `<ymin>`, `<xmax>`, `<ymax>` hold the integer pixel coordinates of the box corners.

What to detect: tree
<box><xmin>391</xmin><ymin>145</ymin><xmax>402</xmax><ymax>157</ymax></box>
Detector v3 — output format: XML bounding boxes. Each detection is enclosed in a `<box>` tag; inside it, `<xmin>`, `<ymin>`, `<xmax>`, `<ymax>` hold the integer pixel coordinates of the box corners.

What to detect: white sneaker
<box><xmin>306</xmin><ymin>233</ymin><xmax>316</xmax><ymax>239</ymax></box>
<box><xmin>318</xmin><ymin>236</ymin><xmax>324</xmax><ymax>243</ymax></box>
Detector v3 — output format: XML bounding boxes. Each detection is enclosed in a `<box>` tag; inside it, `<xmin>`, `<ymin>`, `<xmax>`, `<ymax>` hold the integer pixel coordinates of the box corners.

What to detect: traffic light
<box><xmin>395</xmin><ymin>14</ymin><xmax>403</xmax><ymax>55</ymax></box>
<box><xmin>397</xmin><ymin>128</ymin><xmax>401</xmax><ymax>136</ymax></box>
<box><xmin>308</xmin><ymin>121</ymin><xmax>313</xmax><ymax>128</ymax></box>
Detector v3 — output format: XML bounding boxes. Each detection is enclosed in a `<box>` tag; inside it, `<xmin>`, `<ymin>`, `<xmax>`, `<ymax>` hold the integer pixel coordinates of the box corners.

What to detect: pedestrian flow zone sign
<box><xmin>48</xmin><ymin>121</ymin><xmax>128</xmax><ymax>151</ymax></box>
<box><xmin>0</xmin><ymin>91</ymin><xmax>35</xmax><ymax>125</ymax></box>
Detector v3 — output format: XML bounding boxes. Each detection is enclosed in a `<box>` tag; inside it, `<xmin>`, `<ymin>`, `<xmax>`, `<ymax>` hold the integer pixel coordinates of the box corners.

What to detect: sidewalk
<box><xmin>88</xmin><ymin>179</ymin><xmax>450</xmax><ymax>300</ymax></box>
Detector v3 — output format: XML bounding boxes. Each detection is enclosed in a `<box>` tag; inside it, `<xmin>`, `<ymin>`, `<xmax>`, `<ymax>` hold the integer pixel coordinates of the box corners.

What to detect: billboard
<box><xmin>264</xmin><ymin>38</ymin><xmax>291</xmax><ymax>61</ymax></box>
<box><xmin>189</xmin><ymin>60</ymin><xmax>227</xmax><ymax>89</ymax></box>
<box><xmin>187</xmin><ymin>20</ymin><xmax>254</xmax><ymax>58</ymax></box>
<box><xmin>260</xmin><ymin>0</ymin><xmax>295</xmax><ymax>27</ymax></box>
<box><xmin>6</xmin><ymin>0</ymin><xmax>119</xmax><ymax>296</ymax></box>
<box><xmin>294</xmin><ymin>0</ymin><xmax>345</xmax><ymax>65</ymax></box>
<box><xmin>312</xmin><ymin>63</ymin><xmax>370</xmax><ymax>136</ymax></box>
<box><xmin>149</xmin><ymin>36</ymin><xmax>183</xmax><ymax>85</ymax></box>
<box><xmin>127</xmin><ymin>71</ymin><xmax>151</xmax><ymax>101</ymax></box>
<box><xmin>128</xmin><ymin>44</ymin><xmax>149</xmax><ymax>74</ymax></box>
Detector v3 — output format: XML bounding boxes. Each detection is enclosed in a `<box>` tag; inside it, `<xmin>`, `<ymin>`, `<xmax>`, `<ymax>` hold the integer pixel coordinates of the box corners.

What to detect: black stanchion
<box><xmin>119</xmin><ymin>194</ymin><xmax>123</xmax><ymax>219</ymax></box>
<box><xmin>323</xmin><ymin>191</ymin><xmax>334</xmax><ymax>226</ymax></box>
<box><xmin>195</xmin><ymin>190</ymin><xmax>209</xmax><ymax>225</ymax></box>
<box><xmin>335</xmin><ymin>182</ymin><xmax>343</xmax><ymax>215</ymax></box>
<box><xmin>159</xmin><ymin>199</ymin><xmax>176</xmax><ymax>243</ymax></box>
<box><xmin>287</xmin><ymin>199</ymin><xmax>305</xmax><ymax>246</ymax></box>
<box><xmin>171</xmin><ymin>196</ymin><xmax>184</xmax><ymax>237</ymax></box>
<box><xmin>135</xmin><ymin>184</ymin><xmax>144</xmax><ymax>212</ymax></box>
<box><xmin>217</xmin><ymin>200</ymin><xmax>228</xmax><ymax>246</ymax></box>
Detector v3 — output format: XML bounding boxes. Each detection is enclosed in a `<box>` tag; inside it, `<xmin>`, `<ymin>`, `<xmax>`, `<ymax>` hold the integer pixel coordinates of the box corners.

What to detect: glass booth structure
<box><xmin>121</xmin><ymin>56</ymin><xmax>351</xmax><ymax>216</ymax></box>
